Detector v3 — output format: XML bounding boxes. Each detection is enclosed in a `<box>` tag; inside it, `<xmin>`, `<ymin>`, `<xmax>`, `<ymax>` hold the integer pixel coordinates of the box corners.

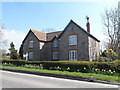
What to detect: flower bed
<box><xmin>1</xmin><ymin>58</ymin><xmax>120</xmax><ymax>75</ymax></box>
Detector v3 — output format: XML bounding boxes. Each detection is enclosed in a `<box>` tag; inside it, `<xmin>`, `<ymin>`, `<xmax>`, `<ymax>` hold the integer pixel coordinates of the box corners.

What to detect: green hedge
<box><xmin>1</xmin><ymin>59</ymin><xmax>26</xmax><ymax>66</ymax></box>
<box><xmin>1</xmin><ymin>58</ymin><xmax>120</xmax><ymax>73</ymax></box>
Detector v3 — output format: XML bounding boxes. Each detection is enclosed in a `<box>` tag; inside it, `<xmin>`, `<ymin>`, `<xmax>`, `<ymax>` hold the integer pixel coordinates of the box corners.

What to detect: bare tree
<box><xmin>118</xmin><ymin>1</ymin><xmax>120</xmax><ymax>58</ymax></box>
<box><xmin>42</xmin><ymin>28</ymin><xmax>55</xmax><ymax>33</ymax></box>
<box><xmin>0</xmin><ymin>25</ymin><xmax>7</xmax><ymax>49</ymax></box>
<box><xmin>101</xmin><ymin>7</ymin><xmax>119</xmax><ymax>57</ymax></box>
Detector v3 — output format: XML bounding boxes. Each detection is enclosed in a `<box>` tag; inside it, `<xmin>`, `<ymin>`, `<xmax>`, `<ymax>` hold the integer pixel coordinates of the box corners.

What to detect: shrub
<box><xmin>1</xmin><ymin>58</ymin><xmax>26</xmax><ymax>66</ymax></box>
<box><xmin>1</xmin><ymin>59</ymin><xmax>120</xmax><ymax>73</ymax></box>
<box><xmin>101</xmin><ymin>49</ymin><xmax>118</xmax><ymax>61</ymax></box>
<box><xmin>96</xmin><ymin>57</ymin><xmax>110</xmax><ymax>62</ymax></box>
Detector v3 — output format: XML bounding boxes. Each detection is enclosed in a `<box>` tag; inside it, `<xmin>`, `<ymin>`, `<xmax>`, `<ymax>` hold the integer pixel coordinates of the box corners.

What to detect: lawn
<box><xmin>0</xmin><ymin>65</ymin><xmax>119</xmax><ymax>83</ymax></box>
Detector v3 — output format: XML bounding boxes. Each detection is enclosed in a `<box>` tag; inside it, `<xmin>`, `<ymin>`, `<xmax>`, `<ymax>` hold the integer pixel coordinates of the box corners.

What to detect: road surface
<box><xmin>1</xmin><ymin>70</ymin><xmax>118</xmax><ymax>88</ymax></box>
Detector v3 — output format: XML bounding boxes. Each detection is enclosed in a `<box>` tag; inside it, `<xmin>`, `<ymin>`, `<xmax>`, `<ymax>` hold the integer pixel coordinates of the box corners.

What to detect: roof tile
<box><xmin>30</xmin><ymin>20</ymin><xmax>100</xmax><ymax>42</ymax></box>
<box><xmin>31</xmin><ymin>29</ymin><xmax>46</xmax><ymax>41</ymax></box>
<box><xmin>46</xmin><ymin>31</ymin><xmax>62</xmax><ymax>41</ymax></box>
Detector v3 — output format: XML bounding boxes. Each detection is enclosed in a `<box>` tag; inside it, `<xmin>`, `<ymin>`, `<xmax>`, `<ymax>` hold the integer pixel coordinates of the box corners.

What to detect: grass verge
<box><xmin>0</xmin><ymin>65</ymin><xmax>119</xmax><ymax>83</ymax></box>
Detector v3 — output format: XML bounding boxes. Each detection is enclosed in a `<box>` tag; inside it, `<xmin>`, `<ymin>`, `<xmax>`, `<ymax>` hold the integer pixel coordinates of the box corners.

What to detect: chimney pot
<box><xmin>86</xmin><ymin>16</ymin><xmax>90</xmax><ymax>33</ymax></box>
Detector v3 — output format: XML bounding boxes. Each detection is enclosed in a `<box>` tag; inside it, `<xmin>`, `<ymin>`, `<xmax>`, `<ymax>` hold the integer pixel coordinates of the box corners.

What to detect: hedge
<box><xmin>1</xmin><ymin>58</ymin><xmax>120</xmax><ymax>73</ymax></box>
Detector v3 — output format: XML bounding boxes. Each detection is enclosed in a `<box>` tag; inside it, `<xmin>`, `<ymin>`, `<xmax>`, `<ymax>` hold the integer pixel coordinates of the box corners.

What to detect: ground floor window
<box><xmin>28</xmin><ymin>52</ymin><xmax>33</xmax><ymax>60</ymax></box>
<box><xmin>53</xmin><ymin>52</ymin><xmax>59</xmax><ymax>60</ymax></box>
<box><xmin>23</xmin><ymin>53</ymin><xmax>28</xmax><ymax>61</ymax></box>
<box><xmin>69</xmin><ymin>50</ymin><xmax>77</xmax><ymax>61</ymax></box>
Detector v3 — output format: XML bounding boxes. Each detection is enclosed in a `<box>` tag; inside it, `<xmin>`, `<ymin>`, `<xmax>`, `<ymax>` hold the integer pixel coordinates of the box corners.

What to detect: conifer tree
<box><xmin>9</xmin><ymin>42</ymin><xmax>18</xmax><ymax>59</ymax></box>
<box><xmin>19</xmin><ymin>44</ymin><xmax>23</xmax><ymax>59</ymax></box>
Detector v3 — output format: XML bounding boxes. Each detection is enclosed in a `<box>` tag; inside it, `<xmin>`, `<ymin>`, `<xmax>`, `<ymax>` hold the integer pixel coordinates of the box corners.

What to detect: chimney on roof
<box><xmin>86</xmin><ymin>16</ymin><xmax>90</xmax><ymax>33</ymax></box>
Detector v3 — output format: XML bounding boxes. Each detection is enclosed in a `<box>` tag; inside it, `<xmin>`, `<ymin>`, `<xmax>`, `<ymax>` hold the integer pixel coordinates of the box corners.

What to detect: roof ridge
<box><xmin>58</xmin><ymin>19</ymin><xmax>100</xmax><ymax>42</ymax></box>
<box><xmin>47</xmin><ymin>31</ymin><xmax>62</xmax><ymax>34</ymax></box>
<box><xmin>31</xmin><ymin>29</ymin><xmax>46</xmax><ymax>34</ymax></box>
<box><xmin>30</xmin><ymin>29</ymin><xmax>46</xmax><ymax>41</ymax></box>
<box><xmin>70</xmin><ymin>20</ymin><xmax>100</xmax><ymax>42</ymax></box>
<box><xmin>70</xmin><ymin>20</ymin><xmax>87</xmax><ymax>32</ymax></box>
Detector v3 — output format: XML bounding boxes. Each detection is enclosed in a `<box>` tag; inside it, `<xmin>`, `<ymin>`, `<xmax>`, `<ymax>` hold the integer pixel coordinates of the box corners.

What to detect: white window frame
<box><xmin>69</xmin><ymin>50</ymin><xmax>77</xmax><ymax>61</ymax></box>
<box><xmin>28</xmin><ymin>52</ymin><xmax>33</xmax><ymax>60</ymax></box>
<box><xmin>69</xmin><ymin>35</ymin><xmax>77</xmax><ymax>45</ymax></box>
<box><xmin>53</xmin><ymin>39</ymin><xmax>58</xmax><ymax>47</ymax></box>
<box><xmin>53</xmin><ymin>52</ymin><xmax>59</xmax><ymax>60</ymax></box>
<box><xmin>40</xmin><ymin>42</ymin><xmax>44</xmax><ymax>49</ymax></box>
<box><xmin>23</xmin><ymin>53</ymin><xmax>28</xmax><ymax>61</ymax></box>
<box><xmin>29</xmin><ymin>41</ymin><xmax>34</xmax><ymax>48</ymax></box>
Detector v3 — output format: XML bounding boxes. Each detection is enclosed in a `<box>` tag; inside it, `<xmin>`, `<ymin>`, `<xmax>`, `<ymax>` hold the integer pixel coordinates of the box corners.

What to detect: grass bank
<box><xmin>0</xmin><ymin>65</ymin><xmax>119</xmax><ymax>83</ymax></box>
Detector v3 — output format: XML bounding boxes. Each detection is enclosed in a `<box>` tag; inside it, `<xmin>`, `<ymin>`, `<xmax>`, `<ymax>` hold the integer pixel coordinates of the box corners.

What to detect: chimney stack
<box><xmin>86</xmin><ymin>16</ymin><xmax>90</xmax><ymax>33</ymax></box>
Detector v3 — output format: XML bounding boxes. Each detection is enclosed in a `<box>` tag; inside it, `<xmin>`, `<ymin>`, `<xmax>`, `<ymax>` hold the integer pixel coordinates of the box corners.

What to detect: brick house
<box><xmin>22</xmin><ymin>18</ymin><xmax>100</xmax><ymax>61</ymax></box>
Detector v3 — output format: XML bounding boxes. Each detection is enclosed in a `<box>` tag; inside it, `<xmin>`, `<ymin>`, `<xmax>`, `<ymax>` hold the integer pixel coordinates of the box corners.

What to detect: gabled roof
<box><xmin>22</xmin><ymin>29</ymin><xmax>46</xmax><ymax>43</ymax></box>
<box><xmin>58</xmin><ymin>20</ymin><xmax>100</xmax><ymax>42</ymax></box>
<box><xmin>46</xmin><ymin>31</ymin><xmax>62</xmax><ymax>41</ymax></box>
<box><xmin>23</xmin><ymin>20</ymin><xmax>100</xmax><ymax>43</ymax></box>
<box><xmin>31</xmin><ymin>29</ymin><xmax>46</xmax><ymax>41</ymax></box>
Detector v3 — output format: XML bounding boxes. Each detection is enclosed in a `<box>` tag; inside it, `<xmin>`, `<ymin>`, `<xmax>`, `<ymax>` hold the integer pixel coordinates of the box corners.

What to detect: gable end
<box><xmin>58</xmin><ymin>20</ymin><xmax>100</xmax><ymax>42</ymax></box>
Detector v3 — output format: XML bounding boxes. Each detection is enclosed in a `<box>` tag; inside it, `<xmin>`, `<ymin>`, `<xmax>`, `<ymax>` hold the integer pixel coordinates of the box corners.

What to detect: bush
<box><xmin>96</xmin><ymin>57</ymin><xmax>110</xmax><ymax>62</ymax></box>
<box><xmin>101</xmin><ymin>49</ymin><xmax>118</xmax><ymax>61</ymax></box>
<box><xmin>1</xmin><ymin>59</ymin><xmax>120</xmax><ymax>73</ymax></box>
<box><xmin>1</xmin><ymin>58</ymin><xmax>26</xmax><ymax>66</ymax></box>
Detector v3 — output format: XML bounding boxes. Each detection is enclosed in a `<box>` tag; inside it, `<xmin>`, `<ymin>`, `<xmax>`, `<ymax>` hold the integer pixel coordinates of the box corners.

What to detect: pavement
<box><xmin>1</xmin><ymin>70</ymin><xmax>119</xmax><ymax>88</ymax></box>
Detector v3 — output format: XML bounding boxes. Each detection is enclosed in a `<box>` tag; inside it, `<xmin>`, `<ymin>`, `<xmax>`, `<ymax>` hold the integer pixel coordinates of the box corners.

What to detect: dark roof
<box><xmin>58</xmin><ymin>20</ymin><xmax>100</xmax><ymax>42</ymax></box>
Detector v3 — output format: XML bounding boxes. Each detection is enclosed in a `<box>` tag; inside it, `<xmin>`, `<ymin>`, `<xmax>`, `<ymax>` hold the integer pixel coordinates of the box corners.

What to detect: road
<box><xmin>1</xmin><ymin>70</ymin><xmax>118</xmax><ymax>88</ymax></box>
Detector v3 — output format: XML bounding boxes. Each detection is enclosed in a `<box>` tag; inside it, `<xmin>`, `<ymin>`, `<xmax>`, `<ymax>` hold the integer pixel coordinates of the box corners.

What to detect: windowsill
<box><xmin>53</xmin><ymin>47</ymin><xmax>59</xmax><ymax>48</ymax></box>
<box><xmin>69</xmin><ymin>44</ymin><xmax>77</xmax><ymax>46</ymax></box>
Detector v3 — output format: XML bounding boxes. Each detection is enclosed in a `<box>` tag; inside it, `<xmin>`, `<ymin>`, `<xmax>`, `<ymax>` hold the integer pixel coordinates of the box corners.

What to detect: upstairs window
<box><xmin>53</xmin><ymin>39</ymin><xmax>58</xmax><ymax>47</ymax></box>
<box><xmin>29</xmin><ymin>41</ymin><xmax>34</xmax><ymax>48</ymax></box>
<box><xmin>69</xmin><ymin>35</ymin><xmax>77</xmax><ymax>45</ymax></box>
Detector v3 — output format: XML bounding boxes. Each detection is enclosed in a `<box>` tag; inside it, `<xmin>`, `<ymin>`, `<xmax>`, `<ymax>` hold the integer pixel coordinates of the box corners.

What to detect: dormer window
<box><xmin>53</xmin><ymin>39</ymin><xmax>58</xmax><ymax>47</ymax></box>
<box><xmin>69</xmin><ymin>35</ymin><xmax>77</xmax><ymax>45</ymax></box>
<box><xmin>29</xmin><ymin>41</ymin><xmax>34</xmax><ymax>48</ymax></box>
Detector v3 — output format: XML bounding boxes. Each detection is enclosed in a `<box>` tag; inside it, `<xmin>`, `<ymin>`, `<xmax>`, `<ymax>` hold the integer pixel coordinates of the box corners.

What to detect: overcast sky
<box><xmin>1</xmin><ymin>0</ymin><xmax>119</xmax><ymax>52</ymax></box>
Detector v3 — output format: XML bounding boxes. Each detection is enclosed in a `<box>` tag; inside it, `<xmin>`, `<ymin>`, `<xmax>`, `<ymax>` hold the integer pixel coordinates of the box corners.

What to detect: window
<box><xmin>28</xmin><ymin>52</ymin><xmax>33</xmax><ymax>60</ymax></box>
<box><xmin>69</xmin><ymin>50</ymin><xmax>77</xmax><ymax>61</ymax></box>
<box><xmin>29</xmin><ymin>41</ymin><xmax>34</xmax><ymax>48</ymax></box>
<box><xmin>53</xmin><ymin>39</ymin><xmax>58</xmax><ymax>47</ymax></box>
<box><xmin>23</xmin><ymin>53</ymin><xmax>28</xmax><ymax>61</ymax></box>
<box><xmin>69</xmin><ymin>35</ymin><xmax>77</xmax><ymax>45</ymax></box>
<box><xmin>40</xmin><ymin>42</ymin><xmax>44</xmax><ymax>49</ymax></box>
<box><xmin>53</xmin><ymin>52</ymin><xmax>59</xmax><ymax>60</ymax></box>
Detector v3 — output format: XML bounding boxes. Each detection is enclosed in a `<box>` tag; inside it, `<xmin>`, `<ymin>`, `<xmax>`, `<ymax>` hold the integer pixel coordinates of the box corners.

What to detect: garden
<box><xmin>0</xmin><ymin>58</ymin><xmax>120</xmax><ymax>83</ymax></box>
